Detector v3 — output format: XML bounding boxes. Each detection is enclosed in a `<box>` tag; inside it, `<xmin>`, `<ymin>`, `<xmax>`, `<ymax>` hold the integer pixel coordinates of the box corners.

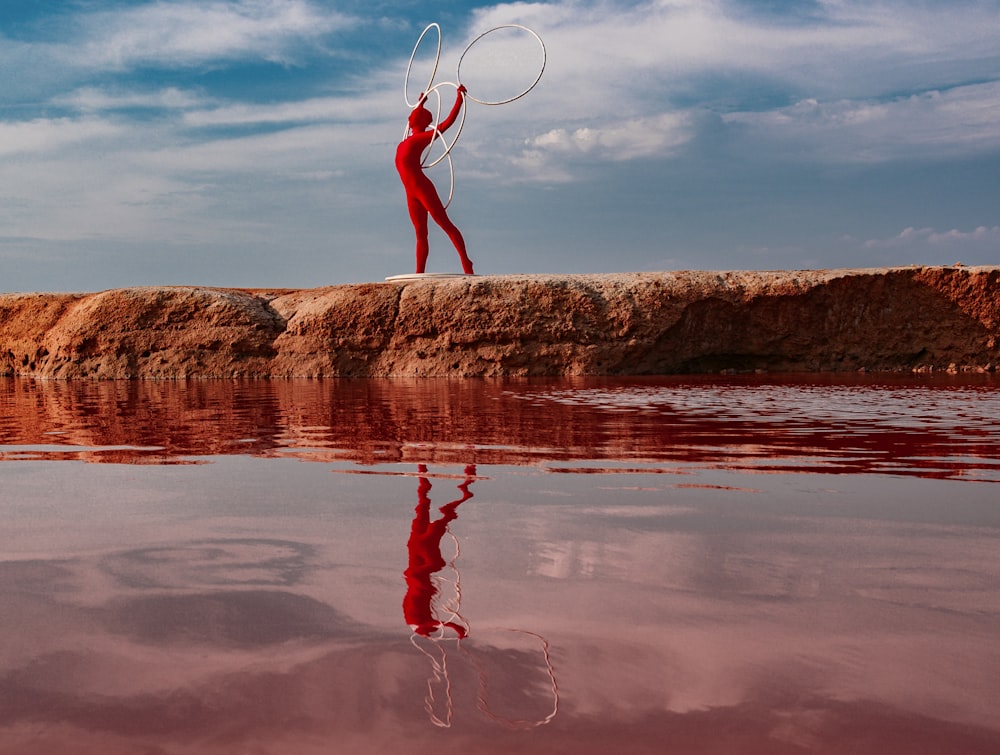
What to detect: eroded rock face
<box><xmin>2</xmin><ymin>267</ymin><xmax>998</xmax><ymax>378</ymax></box>
<box><xmin>1</xmin><ymin>287</ymin><xmax>284</xmax><ymax>379</ymax></box>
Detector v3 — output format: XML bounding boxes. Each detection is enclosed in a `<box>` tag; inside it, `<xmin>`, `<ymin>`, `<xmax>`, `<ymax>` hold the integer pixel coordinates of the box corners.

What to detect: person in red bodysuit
<box><xmin>395</xmin><ymin>86</ymin><xmax>475</xmax><ymax>275</ymax></box>
<box><xmin>403</xmin><ymin>464</ymin><xmax>476</xmax><ymax>637</ymax></box>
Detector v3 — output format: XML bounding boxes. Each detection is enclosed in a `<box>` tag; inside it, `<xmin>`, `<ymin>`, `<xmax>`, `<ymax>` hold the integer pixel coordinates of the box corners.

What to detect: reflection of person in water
<box><xmin>403</xmin><ymin>464</ymin><xmax>476</xmax><ymax>637</ymax></box>
<box><xmin>403</xmin><ymin>463</ymin><xmax>560</xmax><ymax>729</ymax></box>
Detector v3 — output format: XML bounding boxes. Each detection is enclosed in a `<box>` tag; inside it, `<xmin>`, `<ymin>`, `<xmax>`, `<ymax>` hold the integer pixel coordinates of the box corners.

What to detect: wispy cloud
<box><xmin>54</xmin><ymin>87</ymin><xmax>210</xmax><ymax>113</ymax></box>
<box><xmin>864</xmin><ymin>225</ymin><xmax>1000</xmax><ymax>249</ymax></box>
<box><xmin>723</xmin><ymin>81</ymin><xmax>1000</xmax><ymax>162</ymax></box>
<box><xmin>526</xmin><ymin>113</ymin><xmax>695</xmax><ymax>160</ymax></box>
<box><xmin>446</xmin><ymin>0</ymin><xmax>1000</xmax><ymax>175</ymax></box>
<box><xmin>183</xmin><ymin>98</ymin><xmax>350</xmax><ymax>127</ymax></box>
<box><xmin>68</xmin><ymin>0</ymin><xmax>353</xmax><ymax>70</ymax></box>
<box><xmin>509</xmin><ymin>111</ymin><xmax>697</xmax><ymax>182</ymax></box>
<box><xmin>481</xmin><ymin>0</ymin><xmax>1000</xmax><ymax>103</ymax></box>
<box><xmin>0</xmin><ymin>117</ymin><xmax>124</xmax><ymax>157</ymax></box>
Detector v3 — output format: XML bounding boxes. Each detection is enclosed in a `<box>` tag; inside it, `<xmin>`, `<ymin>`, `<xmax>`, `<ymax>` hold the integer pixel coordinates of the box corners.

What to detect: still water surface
<box><xmin>1</xmin><ymin>376</ymin><xmax>999</xmax><ymax>754</ymax></box>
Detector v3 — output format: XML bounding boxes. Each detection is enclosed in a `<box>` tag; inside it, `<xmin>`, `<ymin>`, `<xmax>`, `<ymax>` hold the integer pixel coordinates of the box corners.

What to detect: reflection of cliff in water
<box><xmin>2</xmin><ymin>375</ymin><xmax>999</xmax><ymax>479</ymax></box>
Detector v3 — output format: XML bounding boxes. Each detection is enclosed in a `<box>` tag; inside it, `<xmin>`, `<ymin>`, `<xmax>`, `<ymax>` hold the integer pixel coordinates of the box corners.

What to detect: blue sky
<box><xmin>1</xmin><ymin>0</ymin><xmax>998</xmax><ymax>291</ymax></box>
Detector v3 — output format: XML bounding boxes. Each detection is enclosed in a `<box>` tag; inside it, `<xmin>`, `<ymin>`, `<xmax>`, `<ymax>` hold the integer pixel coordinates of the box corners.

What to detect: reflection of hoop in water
<box><xmin>457</xmin><ymin>25</ymin><xmax>547</xmax><ymax>106</ymax></box>
<box><xmin>410</xmin><ymin>634</ymin><xmax>458</xmax><ymax>728</ymax></box>
<box><xmin>410</xmin><ymin>530</ymin><xmax>466</xmax><ymax>728</ymax></box>
<box><xmin>410</xmin><ymin>531</ymin><xmax>559</xmax><ymax>729</ymax></box>
<box><xmin>411</xmin><ymin>627</ymin><xmax>559</xmax><ymax>730</ymax></box>
<box><xmin>471</xmin><ymin>629</ymin><xmax>560</xmax><ymax>729</ymax></box>
<box><xmin>431</xmin><ymin>531</ymin><xmax>465</xmax><ymax>629</ymax></box>
<box><xmin>404</xmin><ymin>23</ymin><xmax>441</xmax><ymax>108</ymax></box>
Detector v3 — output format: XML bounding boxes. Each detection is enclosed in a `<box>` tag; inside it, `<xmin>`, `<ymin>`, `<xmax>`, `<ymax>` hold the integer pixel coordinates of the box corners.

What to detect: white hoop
<box><xmin>421</xmin><ymin>81</ymin><xmax>467</xmax><ymax>169</ymax></box>
<box><xmin>457</xmin><ymin>24</ymin><xmax>546</xmax><ymax>106</ymax></box>
<box><xmin>400</xmin><ymin>84</ymin><xmax>460</xmax><ymax>210</ymax></box>
<box><xmin>401</xmin><ymin>83</ymin><xmax>467</xmax><ymax>170</ymax></box>
<box><xmin>404</xmin><ymin>23</ymin><xmax>442</xmax><ymax>109</ymax></box>
<box><xmin>441</xmin><ymin>149</ymin><xmax>455</xmax><ymax>209</ymax></box>
<box><xmin>424</xmin><ymin>136</ymin><xmax>456</xmax><ymax>210</ymax></box>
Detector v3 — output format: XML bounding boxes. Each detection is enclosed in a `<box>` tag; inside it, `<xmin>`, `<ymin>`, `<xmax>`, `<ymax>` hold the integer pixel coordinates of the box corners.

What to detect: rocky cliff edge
<box><xmin>2</xmin><ymin>267</ymin><xmax>998</xmax><ymax>378</ymax></box>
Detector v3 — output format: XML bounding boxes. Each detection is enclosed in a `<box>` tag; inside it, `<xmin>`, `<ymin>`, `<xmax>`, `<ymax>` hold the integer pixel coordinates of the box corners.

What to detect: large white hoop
<box><xmin>457</xmin><ymin>24</ymin><xmax>546</xmax><ymax>106</ymax></box>
<box><xmin>404</xmin><ymin>23</ymin><xmax>442</xmax><ymax>109</ymax></box>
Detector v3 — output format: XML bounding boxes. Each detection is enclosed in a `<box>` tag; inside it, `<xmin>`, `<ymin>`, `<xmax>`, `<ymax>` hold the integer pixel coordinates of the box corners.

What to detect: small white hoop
<box><xmin>441</xmin><ymin>149</ymin><xmax>455</xmax><ymax>209</ymax></box>
<box><xmin>404</xmin><ymin>23</ymin><xmax>442</xmax><ymax>109</ymax></box>
<box><xmin>423</xmin><ymin>134</ymin><xmax>456</xmax><ymax>209</ymax></box>
<box><xmin>457</xmin><ymin>24</ymin><xmax>546</xmax><ymax>106</ymax></box>
<box><xmin>421</xmin><ymin>81</ymin><xmax>467</xmax><ymax>170</ymax></box>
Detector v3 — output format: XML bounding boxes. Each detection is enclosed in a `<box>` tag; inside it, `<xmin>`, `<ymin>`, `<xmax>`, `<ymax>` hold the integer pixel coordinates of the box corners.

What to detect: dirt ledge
<box><xmin>2</xmin><ymin>267</ymin><xmax>998</xmax><ymax>378</ymax></box>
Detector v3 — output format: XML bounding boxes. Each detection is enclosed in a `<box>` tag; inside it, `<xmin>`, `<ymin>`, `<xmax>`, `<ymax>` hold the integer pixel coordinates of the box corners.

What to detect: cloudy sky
<box><xmin>1</xmin><ymin>0</ymin><xmax>998</xmax><ymax>292</ymax></box>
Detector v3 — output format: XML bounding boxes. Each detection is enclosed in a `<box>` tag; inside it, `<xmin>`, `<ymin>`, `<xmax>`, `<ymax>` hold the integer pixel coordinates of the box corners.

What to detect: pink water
<box><xmin>1</xmin><ymin>376</ymin><xmax>998</xmax><ymax>754</ymax></box>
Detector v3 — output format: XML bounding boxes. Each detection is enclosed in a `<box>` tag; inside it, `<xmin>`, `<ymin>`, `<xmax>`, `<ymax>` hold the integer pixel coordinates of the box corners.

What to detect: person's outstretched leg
<box><xmin>429</xmin><ymin>205</ymin><xmax>474</xmax><ymax>274</ymax></box>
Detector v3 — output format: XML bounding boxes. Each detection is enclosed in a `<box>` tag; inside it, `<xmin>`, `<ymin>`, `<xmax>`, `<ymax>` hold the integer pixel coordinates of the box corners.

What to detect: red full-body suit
<box><xmin>395</xmin><ymin>88</ymin><xmax>474</xmax><ymax>275</ymax></box>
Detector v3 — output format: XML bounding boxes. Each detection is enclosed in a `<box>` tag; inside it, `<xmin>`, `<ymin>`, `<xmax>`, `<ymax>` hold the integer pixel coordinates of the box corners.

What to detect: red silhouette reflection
<box><xmin>403</xmin><ymin>464</ymin><xmax>475</xmax><ymax>637</ymax></box>
<box><xmin>402</xmin><ymin>465</ymin><xmax>560</xmax><ymax>729</ymax></box>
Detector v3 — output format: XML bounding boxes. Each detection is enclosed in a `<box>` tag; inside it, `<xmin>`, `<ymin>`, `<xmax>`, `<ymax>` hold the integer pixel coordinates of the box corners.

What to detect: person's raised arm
<box><xmin>438</xmin><ymin>85</ymin><xmax>466</xmax><ymax>133</ymax></box>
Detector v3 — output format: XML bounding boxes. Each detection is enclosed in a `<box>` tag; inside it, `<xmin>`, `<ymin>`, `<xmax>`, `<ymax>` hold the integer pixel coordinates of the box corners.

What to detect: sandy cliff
<box><xmin>2</xmin><ymin>267</ymin><xmax>998</xmax><ymax>378</ymax></box>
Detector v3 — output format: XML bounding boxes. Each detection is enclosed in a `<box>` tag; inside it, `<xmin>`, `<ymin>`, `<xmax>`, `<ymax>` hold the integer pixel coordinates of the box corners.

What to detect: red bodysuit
<box><xmin>395</xmin><ymin>88</ymin><xmax>474</xmax><ymax>275</ymax></box>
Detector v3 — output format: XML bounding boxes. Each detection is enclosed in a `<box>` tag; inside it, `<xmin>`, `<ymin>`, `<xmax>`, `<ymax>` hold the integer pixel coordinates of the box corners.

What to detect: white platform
<box><xmin>384</xmin><ymin>273</ymin><xmax>477</xmax><ymax>281</ymax></box>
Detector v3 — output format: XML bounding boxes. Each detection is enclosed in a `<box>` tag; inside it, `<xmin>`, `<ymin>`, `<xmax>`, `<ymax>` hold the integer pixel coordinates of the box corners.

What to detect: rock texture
<box><xmin>2</xmin><ymin>267</ymin><xmax>998</xmax><ymax>378</ymax></box>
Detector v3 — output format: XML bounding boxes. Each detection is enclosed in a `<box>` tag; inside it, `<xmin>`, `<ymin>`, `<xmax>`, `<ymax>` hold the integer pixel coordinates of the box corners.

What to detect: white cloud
<box><xmin>52</xmin><ymin>84</ymin><xmax>403</xmax><ymax>131</ymax></box>
<box><xmin>426</xmin><ymin>0</ymin><xmax>1000</xmax><ymax>181</ymax></box>
<box><xmin>475</xmin><ymin>0</ymin><xmax>1000</xmax><ymax>108</ymax></box>
<box><xmin>722</xmin><ymin>81</ymin><xmax>1000</xmax><ymax>162</ymax></box>
<box><xmin>70</xmin><ymin>0</ymin><xmax>352</xmax><ymax>69</ymax></box>
<box><xmin>0</xmin><ymin>117</ymin><xmax>124</xmax><ymax>157</ymax></box>
<box><xmin>864</xmin><ymin>225</ymin><xmax>1000</xmax><ymax>249</ymax></box>
<box><xmin>528</xmin><ymin>112</ymin><xmax>693</xmax><ymax>159</ymax></box>
<box><xmin>0</xmin><ymin>104</ymin><xmax>399</xmax><ymax>249</ymax></box>
<box><xmin>138</xmin><ymin>122</ymin><xmax>385</xmax><ymax>175</ymax></box>
<box><xmin>54</xmin><ymin>87</ymin><xmax>210</xmax><ymax>112</ymax></box>
<box><xmin>183</xmin><ymin>97</ymin><xmax>347</xmax><ymax>127</ymax></box>
<box><xmin>926</xmin><ymin>226</ymin><xmax>1000</xmax><ymax>245</ymax></box>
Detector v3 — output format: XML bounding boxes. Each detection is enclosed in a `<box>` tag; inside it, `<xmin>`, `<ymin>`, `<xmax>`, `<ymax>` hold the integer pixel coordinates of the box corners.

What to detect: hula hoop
<box><xmin>421</xmin><ymin>138</ymin><xmax>456</xmax><ymax>210</ymax></box>
<box><xmin>404</xmin><ymin>23</ymin><xmax>442</xmax><ymax>108</ymax></box>
<box><xmin>439</xmin><ymin>149</ymin><xmax>456</xmax><ymax>209</ymax></box>
<box><xmin>457</xmin><ymin>24</ymin><xmax>546</xmax><ymax>106</ymax></box>
<box><xmin>400</xmin><ymin>85</ymin><xmax>461</xmax><ymax>210</ymax></box>
<box><xmin>421</xmin><ymin>81</ymin><xmax>467</xmax><ymax>169</ymax></box>
<box><xmin>401</xmin><ymin>82</ymin><xmax>466</xmax><ymax>170</ymax></box>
